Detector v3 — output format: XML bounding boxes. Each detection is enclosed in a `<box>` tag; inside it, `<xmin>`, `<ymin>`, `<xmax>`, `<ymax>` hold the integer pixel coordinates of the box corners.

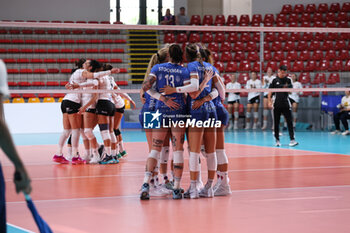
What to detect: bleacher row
<box><xmin>1</xmin><ymin>20</ymin><xmax>122</xmax><ymax>24</ymax></box>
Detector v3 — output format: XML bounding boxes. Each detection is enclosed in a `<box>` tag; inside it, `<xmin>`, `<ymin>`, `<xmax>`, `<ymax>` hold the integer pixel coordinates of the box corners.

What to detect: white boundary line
<box><xmin>7</xmin><ymin>223</ymin><xmax>35</xmax><ymax>233</ymax></box>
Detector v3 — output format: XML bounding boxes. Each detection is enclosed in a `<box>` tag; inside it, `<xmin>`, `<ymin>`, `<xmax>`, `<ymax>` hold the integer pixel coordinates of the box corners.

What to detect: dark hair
<box><xmin>169</xmin><ymin>44</ymin><xmax>183</xmax><ymax>64</ymax></box>
<box><xmin>75</xmin><ymin>58</ymin><xmax>86</xmax><ymax>68</ymax></box>
<box><xmin>199</xmin><ymin>48</ymin><xmax>214</xmax><ymax>65</ymax></box>
<box><xmin>180</xmin><ymin>7</ymin><xmax>185</xmax><ymax>10</ymax></box>
<box><xmin>90</xmin><ymin>60</ymin><xmax>102</xmax><ymax>72</ymax></box>
<box><xmin>186</xmin><ymin>43</ymin><xmax>203</xmax><ymax>65</ymax></box>
<box><xmin>103</xmin><ymin>63</ymin><xmax>113</xmax><ymax>71</ymax></box>
<box><xmin>279</xmin><ymin>65</ymin><xmax>287</xmax><ymax>71</ymax></box>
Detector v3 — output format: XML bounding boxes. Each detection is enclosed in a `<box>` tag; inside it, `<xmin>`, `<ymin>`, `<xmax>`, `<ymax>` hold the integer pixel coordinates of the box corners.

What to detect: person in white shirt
<box><xmin>245</xmin><ymin>72</ymin><xmax>262</xmax><ymax>129</ymax></box>
<box><xmin>331</xmin><ymin>90</ymin><xmax>350</xmax><ymax>135</ymax></box>
<box><xmin>226</xmin><ymin>74</ymin><xmax>241</xmax><ymax>130</ymax></box>
<box><xmin>288</xmin><ymin>73</ymin><xmax>303</xmax><ymax>128</ymax></box>
<box><xmin>262</xmin><ymin>67</ymin><xmax>276</xmax><ymax>130</ymax></box>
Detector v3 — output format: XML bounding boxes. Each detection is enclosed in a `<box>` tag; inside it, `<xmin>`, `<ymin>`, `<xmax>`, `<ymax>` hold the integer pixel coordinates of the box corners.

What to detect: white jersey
<box><xmin>98</xmin><ymin>75</ymin><xmax>113</xmax><ymax>101</ymax></box>
<box><xmin>263</xmin><ymin>75</ymin><xmax>276</xmax><ymax>96</ymax></box>
<box><xmin>0</xmin><ymin>60</ymin><xmax>9</xmax><ymax>98</ymax></box>
<box><xmin>288</xmin><ymin>81</ymin><xmax>303</xmax><ymax>103</ymax></box>
<box><xmin>226</xmin><ymin>82</ymin><xmax>241</xmax><ymax>102</ymax></box>
<box><xmin>342</xmin><ymin>95</ymin><xmax>350</xmax><ymax>110</ymax></box>
<box><xmin>246</xmin><ymin>79</ymin><xmax>262</xmax><ymax>100</ymax></box>
<box><xmin>81</xmin><ymin>79</ymin><xmax>99</xmax><ymax>107</ymax></box>
<box><xmin>63</xmin><ymin>69</ymin><xmax>86</xmax><ymax>103</ymax></box>
<box><xmin>108</xmin><ymin>75</ymin><xmax>125</xmax><ymax>108</ymax></box>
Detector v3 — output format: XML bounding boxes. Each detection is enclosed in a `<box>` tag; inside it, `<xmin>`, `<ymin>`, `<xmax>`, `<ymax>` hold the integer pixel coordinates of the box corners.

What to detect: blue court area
<box><xmin>12</xmin><ymin>129</ymin><xmax>350</xmax><ymax>155</ymax></box>
<box><xmin>7</xmin><ymin>223</ymin><xmax>33</xmax><ymax>233</ymax></box>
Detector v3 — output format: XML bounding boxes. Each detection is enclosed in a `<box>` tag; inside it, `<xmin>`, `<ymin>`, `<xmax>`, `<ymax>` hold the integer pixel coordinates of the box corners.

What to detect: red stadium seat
<box><xmin>32</xmin><ymin>81</ymin><xmax>45</xmax><ymax>87</ymax></box>
<box><xmin>220</xmin><ymin>41</ymin><xmax>232</xmax><ymax>52</ymax></box>
<box><xmin>97</xmin><ymin>30</ymin><xmax>108</xmax><ymax>35</ymax></box>
<box><xmin>201</xmin><ymin>32</ymin><xmax>213</xmax><ymax>43</ymax></box>
<box><xmin>276</xmin><ymin>21</ymin><xmax>286</xmax><ymax>27</ymax></box>
<box><xmin>43</xmin><ymin>58</ymin><xmax>56</xmax><ymax>63</ymax></box>
<box><xmin>299</xmin><ymin>51</ymin><xmax>311</xmax><ymax>61</ymax></box>
<box><xmin>265</xmin><ymin>61</ymin><xmax>277</xmax><ymax>71</ymax></box>
<box><xmin>176</xmin><ymin>33</ymin><xmax>187</xmax><ymax>43</ymax></box>
<box><xmin>17</xmin><ymin>58</ymin><xmax>29</xmax><ymax>63</ymax></box>
<box><xmin>30</xmin><ymin>59</ymin><xmax>42</xmax><ymax>63</ymax></box>
<box><xmin>289</xmin><ymin>32</ymin><xmax>301</xmax><ymax>41</ymax></box>
<box><xmin>321</xmin><ymin>41</ymin><xmax>333</xmax><ymax>51</ymax></box>
<box><xmin>319</xmin><ymin>60</ymin><xmax>330</xmax><ymax>71</ymax></box>
<box><xmin>299</xmin><ymin>13</ymin><xmax>311</xmax><ymax>22</ymax></box>
<box><xmin>220</xmin><ymin>51</ymin><xmax>232</xmax><ymax>62</ymax></box>
<box><xmin>263</xmin><ymin>21</ymin><xmax>273</xmax><ymax>27</ymax></box>
<box><xmin>110</xmin><ymin>58</ymin><xmax>122</xmax><ymax>63</ymax></box>
<box><xmin>329</xmin><ymin>60</ymin><xmax>343</xmax><ymax>71</ymax></box>
<box><xmin>207</xmin><ymin>42</ymin><xmax>219</xmax><ymax>52</ymax></box>
<box><xmin>164</xmin><ymin>32</ymin><xmax>175</xmax><ymax>43</ymax></box>
<box><xmin>214</xmin><ymin>15</ymin><xmax>225</xmax><ymax>26</ymax></box>
<box><xmin>271</xmin><ymin>41</ymin><xmax>282</xmax><ymax>51</ymax></box>
<box><xmin>304</xmin><ymin>60</ymin><xmax>317</xmax><ymax>72</ymax></box>
<box><xmin>294</xmin><ymin>4</ymin><xmax>304</xmax><ymax>13</ymax></box>
<box><xmin>279</xmin><ymin>60</ymin><xmax>290</xmax><ymax>69</ymax></box>
<box><xmin>286</xmin><ymin>51</ymin><xmax>298</xmax><ymax>61</ymax></box>
<box><xmin>226</xmin><ymin>15</ymin><xmax>237</xmax><ymax>25</ymax></box>
<box><xmin>325</xmin><ymin>50</ymin><xmax>337</xmax><ymax>60</ymax></box>
<box><xmin>247</xmin><ymin>51</ymin><xmax>259</xmax><ymax>61</ymax></box>
<box><xmin>263</xmin><ymin>50</ymin><xmax>272</xmax><ymax>61</ymax></box>
<box><xmin>61</xmin><ymin>69</ymin><xmax>72</xmax><ymax>74</ymax></box>
<box><xmin>338</xmin><ymin>21</ymin><xmax>349</xmax><ymax>28</ymax></box>
<box><xmin>276</xmin><ymin>13</ymin><xmax>287</xmax><ymax>23</ymax></box>
<box><xmin>251</xmin><ymin>14</ymin><xmax>262</xmax><ymax>24</ymax></box>
<box><xmin>326</xmin><ymin>32</ymin><xmax>339</xmax><ymax>40</ymax></box>
<box><xmin>0</xmin><ymin>39</ymin><xmax>10</xmax><ymax>44</ymax></box>
<box><xmin>190</xmin><ymin>15</ymin><xmax>201</xmax><ymax>25</ymax></box>
<box><xmin>61</xmin><ymin>48</ymin><xmax>73</xmax><ymax>53</ymax></box>
<box><xmin>253</xmin><ymin>32</ymin><xmax>262</xmax><ymax>42</ymax></box>
<box><xmin>337</xmin><ymin>12</ymin><xmax>348</xmax><ymax>22</ymax></box>
<box><xmin>47</xmin><ymin>69</ymin><xmax>59</xmax><ymax>74</ymax></box>
<box><xmin>252</xmin><ymin>61</ymin><xmax>263</xmax><ymax>72</ymax></box>
<box><xmin>339</xmin><ymin>50</ymin><xmax>350</xmax><ymax>60</ymax></box>
<box><xmin>281</xmin><ymin>4</ymin><xmax>292</xmax><ymax>14</ymax></box>
<box><xmin>238</xmin><ymin>73</ymin><xmax>249</xmax><ymax>84</ymax></box>
<box><xmin>57</xmin><ymin>58</ymin><xmax>69</xmax><ymax>63</ymax></box>
<box><xmin>9</xmin><ymin>29</ymin><xmax>20</xmax><ymax>34</ymax></box>
<box><xmin>277</xmin><ymin>32</ymin><xmax>288</xmax><ymax>41</ymax></box>
<box><xmin>301</xmin><ymin>21</ymin><xmax>311</xmax><ymax>27</ymax></box>
<box><xmin>239</xmin><ymin>14</ymin><xmax>250</xmax><ymax>26</ymax></box>
<box><xmin>313</xmin><ymin>12</ymin><xmax>324</xmax><ymax>22</ymax></box>
<box><xmin>202</xmin><ymin>15</ymin><xmax>213</xmax><ymax>25</ymax></box>
<box><xmin>283</xmin><ymin>41</ymin><xmax>295</xmax><ymax>51</ymax></box>
<box><xmin>47</xmin><ymin>48</ymin><xmax>59</xmax><ymax>53</ymax></box>
<box><xmin>3</xmin><ymin>59</ymin><xmax>16</xmax><ymax>63</ymax></box>
<box><xmin>291</xmin><ymin>61</ymin><xmax>304</xmax><ymax>72</ymax></box>
<box><xmin>299</xmin><ymin>73</ymin><xmax>311</xmax><ymax>84</ymax></box>
<box><xmin>233</xmin><ymin>51</ymin><xmax>245</xmax><ymax>61</ymax></box>
<box><xmin>329</xmin><ymin>3</ymin><xmax>340</xmax><ymax>12</ymax></box>
<box><xmin>301</xmin><ymin>32</ymin><xmax>313</xmax><ymax>41</ymax></box>
<box><xmin>326</xmin><ymin>21</ymin><xmax>337</xmax><ymax>28</ymax></box>
<box><xmin>46</xmin><ymin>82</ymin><xmax>59</xmax><ymax>87</ymax></box>
<box><xmin>246</xmin><ymin>41</ymin><xmax>257</xmax><ymax>51</ymax></box>
<box><xmin>312</xmin><ymin>50</ymin><xmax>323</xmax><ymax>61</ymax></box>
<box><xmin>102</xmin><ymin>48</ymin><xmax>114</xmax><ymax>53</ymax></box>
<box><xmin>7</xmin><ymin>69</ymin><xmax>19</xmax><ymax>74</ymax></box>
<box><xmin>325</xmin><ymin>13</ymin><xmax>336</xmax><ymax>22</ymax></box>
<box><xmin>296</xmin><ymin>41</ymin><xmax>308</xmax><ymax>51</ymax></box>
<box><xmin>288</xmin><ymin>13</ymin><xmax>299</xmax><ymax>23</ymax></box>
<box><xmin>313</xmin><ymin>21</ymin><xmax>323</xmax><ymax>27</ymax></box>
<box><xmin>233</xmin><ymin>41</ymin><xmax>244</xmax><ymax>51</ymax></box>
<box><xmin>327</xmin><ymin>73</ymin><xmax>340</xmax><ymax>84</ymax></box>
<box><xmin>20</xmin><ymin>69</ymin><xmax>32</xmax><ymax>74</ymax></box>
<box><xmin>312</xmin><ymin>73</ymin><xmax>326</xmax><ymax>84</ymax></box>
<box><xmin>289</xmin><ymin>21</ymin><xmax>298</xmax><ymax>27</ymax></box>
<box><xmin>211</xmin><ymin>52</ymin><xmax>219</xmax><ymax>62</ymax></box>
<box><xmin>189</xmin><ymin>33</ymin><xmax>200</xmax><ymax>43</ymax></box>
<box><xmin>265</xmin><ymin>32</ymin><xmax>276</xmax><ymax>42</ymax></box>
<box><xmin>317</xmin><ymin>3</ymin><xmax>328</xmax><ymax>13</ymax></box>
<box><xmin>342</xmin><ymin>2</ymin><xmax>350</xmax><ymax>12</ymax></box>
<box><xmin>225</xmin><ymin>61</ymin><xmax>238</xmax><ymax>72</ymax></box>
<box><xmin>214</xmin><ymin>32</ymin><xmax>225</xmax><ymax>43</ymax></box>
<box><xmin>12</xmin><ymin>39</ymin><xmax>24</xmax><ymax>44</ymax></box>
<box><xmin>314</xmin><ymin>32</ymin><xmax>326</xmax><ymax>41</ymax></box>
<box><xmin>33</xmin><ymin>69</ymin><xmax>46</xmax><ymax>74</ymax></box>
<box><xmin>240</xmin><ymin>32</ymin><xmax>251</xmax><ymax>42</ymax></box>
<box><xmin>263</xmin><ymin>41</ymin><xmax>270</xmax><ymax>51</ymax></box>
<box><xmin>274</xmin><ymin>51</ymin><xmax>285</xmax><ymax>61</ymax></box>
<box><xmin>214</xmin><ymin>61</ymin><xmax>224</xmax><ymax>73</ymax></box>
<box><xmin>101</xmin><ymin>39</ymin><xmax>113</xmax><ymax>44</ymax></box>
<box><xmin>335</xmin><ymin>41</ymin><xmax>347</xmax><ymax>50</ymax></box>
<box><xmin>238</xmin><ymin>60</ymin><xmax>251</xmax><ymax>72</ymax></box>
<box><xmin>226</xmin><ymin>32</ymin><xmax>239</xmax><ymax>42</ymax></box>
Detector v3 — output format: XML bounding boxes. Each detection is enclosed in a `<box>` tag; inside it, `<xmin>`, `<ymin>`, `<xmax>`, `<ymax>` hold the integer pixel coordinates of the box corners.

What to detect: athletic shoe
<box><xmin>196</xmin><ymin>179</ymin><xmax>204</xmax><ymax>191</ymax></box>
<box><xmin>52</xmin><ymin>155</ymin><xmax>69</xmax><ymax>164</ymax></box>
<box><xmin>149</xmin><ymin>185</ymin><xmax>169</xmax><ymax>197</ymax></box>
<box><xmin>252</xmin><ymin>123</ymin><xmax>257</xmax><ymax>130</ymax></box>
<box><xmin>282</xmin><ymin>126</ymin><xmax>287</xmax><ymax>131</ymax></box>
<box><xmin>66</xmin><ymin>154</ymin><xmax>73</xmax><ymax>162</ymax></box>
<box><xmin>99</xmin><ymin>155</ymin><xmax>117</xmax><ymax>164</ymax></box>
<box><xmin>172</xmin><ymin>188</ymin><xmax>183</xmax><ymax>199</ymax></box>
<box><xmin>261</xmin><ymin>125</ymin><xmax>267</xmax><ymax>130</ymax></box>
<box><xmin>275</xmin><ymin>140</ymin><xmax>281</xmax><ymax>147</ymax></box>
<box><xmin>234</xmin><ymin>123</ymin><xmax>238</xmax><ymax>130</ymax></box>
<box><xmin>227</xmin><ymin>124</ymin><xmax>233</xmax><ymax>130</ymax></box>
<box><xmin>116</xmin><ymin>153</ymin><xmax>122</xmax><ymax>159</ymax></box>
<box><xmin>82</xmin><ymin>154</ymin><xmax>91</xmax><ymax>163</ymax></box>
<box><xmin>245</xmin><ymin>123</ymin><xmax>250</xmax><ymax>130</ymax></box>
<box><xmin>140</xmin><ymin>183</ymin><xmax>150</xmax><ymax>200</ymax></box>
<box><xmin>213</xmin><ymin>178</ymin><xmax>222</xmax><ymax>193</ymax></box>
<box><xmin>214</xmin><ymin>184</ymin><xmax>232</xmax><ymax>196</ymax></box>
<box><xmin>199</xmin><ymin>184</ymin><xmax>214</xmax><ymax>198</ymax></box>
<box><xmin>183</xmin><ymin>186</ymin><xmax>199</xmax><ymax>199</ymax></box>
<box><xmin>158</xmin><ymin>184</ymin><xmax>173</xmax><ymax>195</ymax></box>
<box><xmin>341</xmin><ymin>130</ymin><xmax>350</xmax><ymax>136</ymax></box>
<box><xmin>119</xmin><ymin>150</ymin><xmax>127</xmax><ymax>157</ymax></box>
<box><xmin>331</xmin><ymin>130</ymin><xmax>341</xmax><ymax>135</ymax></box>
<box><xmin>98</xmin><ymin>144</ymin><xmax>105</xmax><ymax>158</ymax></box>
<box><xmin>71</xmin><ymin>156</ymin><xmax>86</xmax><ymax>165</ymax></box>
<box><xmin>112</xmin><ymin>155</ymin><xmax>120</xmax><ymax>163</ymax></box>
<box><xmin>289</xmin><ymin>140</ymin><xmax>299</xmax><ymax>147</ymax></box>
<box><xmin>89</xmin><ymin>155</ymin><xmax>101</xmax><ymax>164</ymax></box>
<box><xmin>164</xmin><ymin>181</ymin><xmax>174</xmax><ymax>191</ymax></box>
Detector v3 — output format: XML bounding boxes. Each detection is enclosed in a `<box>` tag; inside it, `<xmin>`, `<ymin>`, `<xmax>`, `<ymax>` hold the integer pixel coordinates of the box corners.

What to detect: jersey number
<box><xmin>165</xmin><ymin>74</ymin><xmax>175</xmax><ymax>87</ymax></box>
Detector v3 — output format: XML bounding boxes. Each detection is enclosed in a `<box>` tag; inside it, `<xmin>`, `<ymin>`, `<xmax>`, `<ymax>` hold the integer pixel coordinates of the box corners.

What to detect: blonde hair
<box><xmin>185</xmin><ymin>43</ymin><xmax>203</xmax><ymax>66</ymax></box>
<box><xmin>144</xmin><ymin>47</ymin><xmax>169</xmax><ymax>79</ymax></box>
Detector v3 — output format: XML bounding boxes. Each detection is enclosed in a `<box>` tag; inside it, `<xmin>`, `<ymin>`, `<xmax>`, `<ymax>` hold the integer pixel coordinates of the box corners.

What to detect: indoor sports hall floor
<box><xmin>2</xmin><ymin>130</ymin><xmax>350</xmax><ymax>233</ymax></box>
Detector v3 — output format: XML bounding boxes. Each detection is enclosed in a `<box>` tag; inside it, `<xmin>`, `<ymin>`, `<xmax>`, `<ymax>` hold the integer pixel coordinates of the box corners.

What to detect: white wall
<box><xmin>174</xmin><ymin>0</ymin><xmax>188</xmax><ymax>15</ymax></box>
<box><xmin>223</xmin><ymin>0</ymin><xmax>252</xmax><ymax>18</ymax></box>
<box><xmin>0</xmin><ymin>0</ymin><xmax>110</xmax><ymax>21</ymax></box>
<box><xmin>252</xmin><ymin>0</ymin><xmax>349</xmax><ymax>15</ymax></box>
<box><xmin>187</xmin><ymin>0</ymin><xmax>223</xmax><ymax>18</ymax></box>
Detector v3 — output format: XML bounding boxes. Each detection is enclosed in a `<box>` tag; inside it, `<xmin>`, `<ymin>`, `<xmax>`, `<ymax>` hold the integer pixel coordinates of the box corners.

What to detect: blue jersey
<box><xmin>150</xmin><ymin>63</ymin><xmax>189</xmax><ymax>111</ymax></box>
<box><xmin>211</xmin><ymin>66</ymin><xmax>222</xmax><ymax>107</ymax></box>
<box><xmin>187</xmin><ymin>61</ymin><xmax>213</xmax><ymax>100</ymax></box>
<box><xmin>211</xmin><ymin>66</ymin><xmax>229</xmax><ymax>125</ymax></box>
<box><xmin>143</xmin><ymin>92</ymin><xmax>156</xmax><ymax>111</ymax></box>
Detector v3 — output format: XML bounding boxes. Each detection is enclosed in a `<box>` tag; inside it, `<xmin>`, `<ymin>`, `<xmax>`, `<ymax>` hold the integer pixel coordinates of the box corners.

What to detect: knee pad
<box><xmin>63</xmin><ymin>129</ymin><xmax>72</xmax><ymax>139</ymax></box>
<box><xmin>189</xmin><ymin>152</ymin><xmax>200</xmax><ymax>172</ymax></box>
<box><xmin>100</xmin><ymin>130</ymin><xmax>110</xmax><ymax>141</ymax></box>
<box><xmin>253</xmin><ymin>112</ymin><xmax>259</xmax><ymax>119</ymax></box>
<box><xmin>148</xmin><ymin>150</ymin><xmax>160</xmax><ymax>160</ymax></box>
<box><xmin>216</xmin><ymin>149</ymin><xmax>228</xmax><ymax>165</ymax></box>
<box><xmin>114</xmin><ymin>128</ymin><xmax>121</xmax><ymax>136</ymax></box>
<box><xmin>292</xmin><ymin>112</ymin><xmax>298</xmax><ymax>119</ymax></box>
<box><xmin>110</xmin><ymin>132</ymin><xmax>117</xmax><ymax>143</ymax></box>
<box><xmin>206</xmin><ymin>152</ymin><xmax>217</xmax><ymax>171</ymax></box>
<box><xmin>84</xmin><ymin>128</ymin><xmax>95</xmax><ymax>140</ymax></box>
<box><xmin>246</xmin><ymin>112</ymin><xmax>251</xmax><ymax>118</ymax></box>
<box><xmin>263</xmin><ymin>109</ymin><xmax>269</xmax><ymax>117</ymax></box>
<box><xmin>234</xmin><ymin>112</ymin><xmax>239</xmax><ymax>118</ymax></box>
<box><xmin>98</xmin><ymin>123</ymin><xmax>109</xmax><ymax>131</ymax></box>
<box><xmin>160</xmin><ymin>146</ymin><xmax>170</xmax><ymax>164</ymax></box>
<box><xmin>80</xmin><ymin>128</ymin><xmax>87</xmax><ymax>140</ymax></box>
<box><xmin>173</xmin><ymin>150</ymin><xmax>184</xmax><ymax>164</ymax></box>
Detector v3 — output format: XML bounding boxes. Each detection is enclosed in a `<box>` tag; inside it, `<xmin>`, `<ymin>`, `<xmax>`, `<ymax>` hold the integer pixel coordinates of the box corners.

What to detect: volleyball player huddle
<box><xmin>139</xmin><ymin>43</ymin><xmax>231</xmax><ymax>200</ymax></box>
<box><xmin>53</xmin><ymin>59</ymin><xmax>135</xmax><ymax>165</ymax></box>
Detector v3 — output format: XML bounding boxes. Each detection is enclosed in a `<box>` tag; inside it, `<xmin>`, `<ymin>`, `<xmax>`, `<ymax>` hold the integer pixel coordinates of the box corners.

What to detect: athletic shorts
<box><xmin>61</xmin><ymin>99</ymin><xmax>81</xmax><ymax>114</ymax></box>
<box><xmin>228</xmin><ymin>100</ymin><xmax>240</xmax><ymax>104</ymax></box>
<box><xmin>248</xmin><ymin>96</ymin><xmax>260</xmax><ymax>104</ymax></box>
<box><xmin>216</xmin><ymin>104</ymin><xmax>229</xmax><ymax>126</ymax></box>
<box><xmin>0</xmin><ymin>163</ymin><xmax>6</xmax><ymax>233</ymax></box>
<box><xmin>115</xmin><ymin>106</ymin><xmax>125</xmax><ymax>114</ymax></box>
<box><xmin>289</xmin><ymin>98</ymin><xmax>297</xmax><ymax>104</ymax></box>
<box><xmin>189</xmin><ymin>101</ymin><xmax>217</xmax><ymax>122</ymax></box>
<box><xmin>263</xmin><ymin>95</ymin><xmax>268</xmax><ymax>99</ymax></box>
<box><xmin>85</xmin><ymin>108</ymin><xmax>96</xmax><ymax>113</ymax></box>
<box><xmin>96</xmin><ymin>100</ymin><xmax>115</xmax><ymax>116</ymax></box>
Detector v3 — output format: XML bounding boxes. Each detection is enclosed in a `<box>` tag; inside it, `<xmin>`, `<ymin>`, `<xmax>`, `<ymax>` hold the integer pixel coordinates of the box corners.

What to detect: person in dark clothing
<box><xmin>267</xmin><ymin>65</ymin><xmax>298</xmax><ymax>147</ymax></box>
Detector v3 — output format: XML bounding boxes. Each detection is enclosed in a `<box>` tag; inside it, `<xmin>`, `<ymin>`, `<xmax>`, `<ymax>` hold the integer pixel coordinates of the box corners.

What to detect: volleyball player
<box><xmin>226</xmin><ymin>74</ymin><xmax>241</xmax><ymax>130</ymax></box>
<box><xmin>140</xmin><ymin>44</ymin><xmax>188</xmax><ymax>200</ymax></box>
<box><xmin>0</xmin><ymin>59</ymin><xmax>32</xmax><ymax>233</ymax></box>
<box><xmin>245</xmin><ymin>72</ymin><xmax>262</xmax><ymax>130</ymax></box>
<box><xmin>262</xmin><ymin>67</ymin><xmax>276</xmax><ymax>130</ymax></box>
<box><xmin>288</xmin><ymin>73</ymin><xmax>302</xmax><ymax>129</ymax></box>
<box><xmin>268</xmin><ymin>65</ymin><xmax>298</xmax><ymax>147</ymax></box>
